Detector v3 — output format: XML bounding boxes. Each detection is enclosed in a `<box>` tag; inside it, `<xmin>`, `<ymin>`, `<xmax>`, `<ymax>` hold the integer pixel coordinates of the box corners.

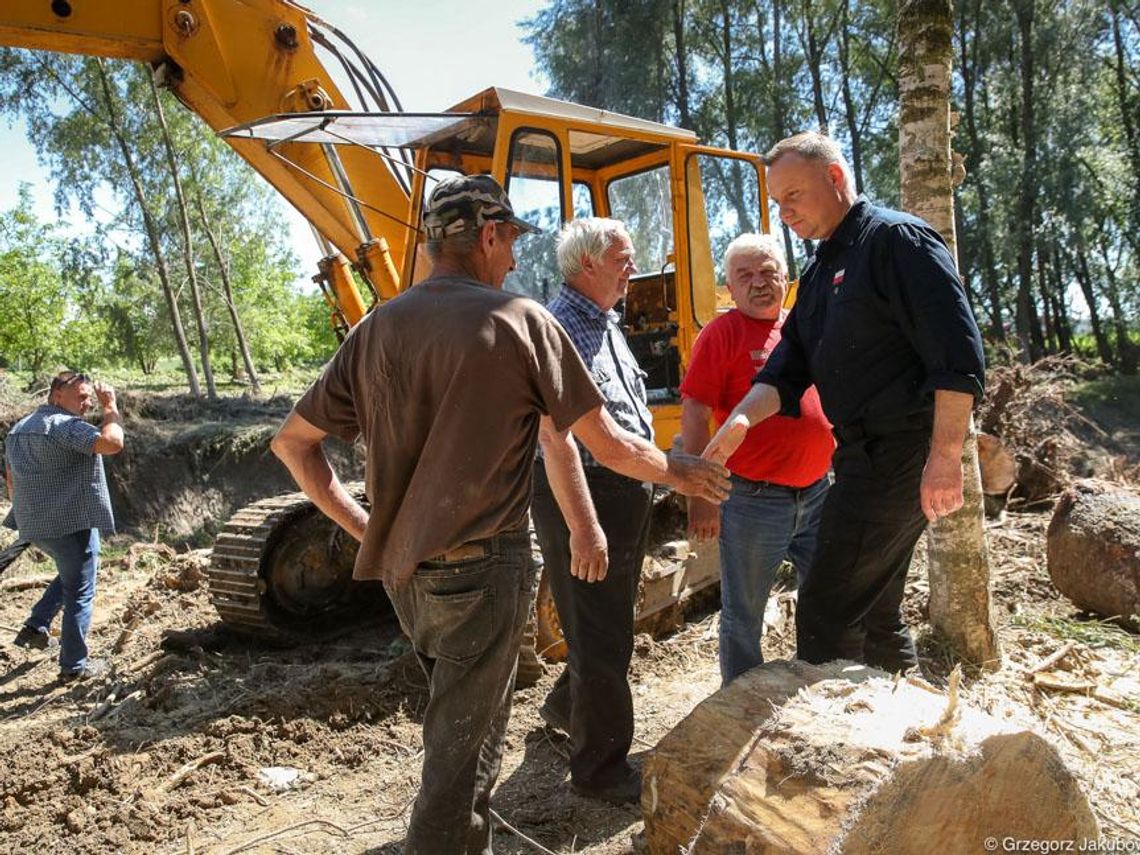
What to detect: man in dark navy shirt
<box><xmin>704</xmin><ymin>132</ymin><xmax>984</xmax><ymax>672</ymax></box>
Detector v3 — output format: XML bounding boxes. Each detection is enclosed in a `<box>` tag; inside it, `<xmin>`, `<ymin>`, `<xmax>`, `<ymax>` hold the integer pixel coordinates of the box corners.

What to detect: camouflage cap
<box><xmin>422</xmin><ymin>174</ymin><xmax>541</xmax><ymax>240</ymax></box>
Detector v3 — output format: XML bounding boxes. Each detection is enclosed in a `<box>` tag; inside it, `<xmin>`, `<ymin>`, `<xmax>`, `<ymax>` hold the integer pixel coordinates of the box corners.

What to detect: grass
<box><xmin>1069</xmin><ymin>373</ymin><xmax>1140</xmax><ymax>428</ymax></box>
<box><xmin>1012</xmin><ymin>614</ymin><xmax>1140</xmax><ymax>654</ymax></box>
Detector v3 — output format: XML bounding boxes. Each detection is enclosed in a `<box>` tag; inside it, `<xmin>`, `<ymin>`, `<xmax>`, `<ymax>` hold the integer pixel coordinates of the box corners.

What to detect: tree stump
<box><xmin>1047</xmin><ymin>479</ymin><xmax>1140</xmax><ymax>624</ymax></box>
<box><xmin>642</xmin><ymin>660</ymin><xmax>1097</xmax><ymax>854</ymax></box>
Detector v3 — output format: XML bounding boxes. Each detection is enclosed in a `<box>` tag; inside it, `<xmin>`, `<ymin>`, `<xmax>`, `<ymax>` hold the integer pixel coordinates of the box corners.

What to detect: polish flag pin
<box><xmin>832</xmin><ymin>269</ymin><xmax>845</xmax><ymax>286</ymax></box>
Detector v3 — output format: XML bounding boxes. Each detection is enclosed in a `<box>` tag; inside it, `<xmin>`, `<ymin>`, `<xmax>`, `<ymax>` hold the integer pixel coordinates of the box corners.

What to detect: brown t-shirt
<box><xmin>294</xmin><ymin>276</ymin><xmax>604</xmax><ymax>587</ymax></box>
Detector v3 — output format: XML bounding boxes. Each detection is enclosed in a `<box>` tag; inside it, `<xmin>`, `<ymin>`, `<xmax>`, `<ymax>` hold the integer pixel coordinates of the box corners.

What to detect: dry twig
<box><xmin>157</xmin><ymin>750</ymin><xmax>226</xmax><ymax>795</ymax></box>
<box><xmin>490</xmin><ymin>808</ymin><xmax>558</xmax><ymax>855</ymax></box>
<box><xmin>1028</xmin><ymin>641</ymin><xmax>1077</xmax><ymax>675</ymax></box>
<box><xmin>219</xmin><ymin>818</ymin><xmax>350</xmax><ymax>855</ymax></box>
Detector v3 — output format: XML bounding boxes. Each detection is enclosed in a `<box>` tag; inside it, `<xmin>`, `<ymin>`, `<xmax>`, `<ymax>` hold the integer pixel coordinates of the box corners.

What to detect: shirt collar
<box><xmin>557</xmin><ymin>283</ymin><xmax>618</xmax><ymax>324</ymax></box>
<box><xmin>816</xmin><ymin>196</ymin><xmax>871</xmax><ymax>262</ymax></box>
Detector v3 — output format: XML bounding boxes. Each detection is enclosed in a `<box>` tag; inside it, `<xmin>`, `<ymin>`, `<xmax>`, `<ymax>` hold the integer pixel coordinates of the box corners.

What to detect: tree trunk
<box><xmin>95</xmin><ymin>59</ymin><xmax>201</xmax><ymax>398</ymax></box>
<box><xmin>1070</xmin><ymin>245</ymin><xmax>1115</xmax><ymax>366</ymax></box>
<box><xmin>1095</xmin><ymin>231</ymin><xmax>1137</xmax><ymax>374</ymax></box>
<box><xmin>643</xmin><ymin>660</ymin><xmax>1098</xmax><ymax>853</ymax></box>
<box><xmin>1047</xmin><ymin>480</ymin><xmax>1140</xmax><ymax>625</ymax></box>
<box><xmin>1013</xmin><ymin>0</ymin><xmax>1044</xmax><ymax>363</ymax></box>
<box><xmin>957</xmin><ymin>0</ymin><xmax>1004</xmax><ymax>339</ymax></box>
<box><xmin>898</xmin><ymin>0</ymin><xmax>999</xmax><ymax>670</ymax></box>
<box><xmin>192</xmin><ymin>187</ymin><xmax>262</xmax><ymax>394</ymax></box>
<box><xmin>838</xmin><ymin>0</ymin><xmax>865</xmax><ymax>192</ymax></box>
<box><xmin>148</xmin><ymin>70</ymin><xmax>216</xmax><ymax>400</ymax></box>
<box><xmin>672</xmin><ymin>0</ymin><xmax>693</xmax><ymax>130</ymax></box>
<box><xmin>800</xmin><ymin>0</ymin><xmax>831</xmax><ymax>132</ymax></box>
<box><xmin>761</xmin><ymin>0</ymin><xmax>800</xmax><ymax>278</ymax></box>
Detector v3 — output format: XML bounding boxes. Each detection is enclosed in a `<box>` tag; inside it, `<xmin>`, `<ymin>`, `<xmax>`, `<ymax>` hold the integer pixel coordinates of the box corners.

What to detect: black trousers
<box><xmin>796</xmin><ymin>428</ymin><xmax>931</xmax><ymax>673</ymax></box>
<box><xmin>530</xmin><ymin>462</ymin><xmax>653</xmax><ymax>787</ymax></box>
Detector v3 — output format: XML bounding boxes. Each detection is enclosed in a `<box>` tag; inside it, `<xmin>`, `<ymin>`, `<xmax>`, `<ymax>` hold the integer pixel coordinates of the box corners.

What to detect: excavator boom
<box><xmin>0</xmin><ymin>0</ymin><xmax>415</xmax><ymax>320</ymax></box>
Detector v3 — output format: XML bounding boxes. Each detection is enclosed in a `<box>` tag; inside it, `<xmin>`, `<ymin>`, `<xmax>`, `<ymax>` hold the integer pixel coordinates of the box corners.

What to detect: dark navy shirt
<box><xmin>757</xmin><ymin>198</ymin><xmax>985</xmax><ymax>430</ymax></box>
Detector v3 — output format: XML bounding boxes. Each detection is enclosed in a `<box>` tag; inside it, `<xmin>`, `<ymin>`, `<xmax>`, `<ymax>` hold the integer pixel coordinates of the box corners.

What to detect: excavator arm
<box><xmin>0</xmin><ymin>0</ymin><xmax>416</xmax><ymax>324</ymax></box>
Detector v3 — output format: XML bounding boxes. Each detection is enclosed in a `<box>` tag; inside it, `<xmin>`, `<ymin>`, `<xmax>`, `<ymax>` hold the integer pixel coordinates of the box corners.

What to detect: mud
<box><xmin>0</xmin><ymin>385</ymin><xmax>1136</xmax><ymax>852</ymax></box>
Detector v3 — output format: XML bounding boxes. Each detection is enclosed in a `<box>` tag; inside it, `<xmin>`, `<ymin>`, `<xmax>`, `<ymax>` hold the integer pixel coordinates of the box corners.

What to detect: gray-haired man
<box><xmin>531</xmin><ymin>216</ymin><xmax>654</xmax><ymax>806</ymax></box>
<box><xmin>271</xmin><ymin>177</ymin><xmax>728</xmax><ymax>853</ymax></box>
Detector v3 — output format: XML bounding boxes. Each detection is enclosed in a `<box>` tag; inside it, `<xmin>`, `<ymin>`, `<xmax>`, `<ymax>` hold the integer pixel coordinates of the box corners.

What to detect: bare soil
<box><xmin>0</xmin><ymin>387</ymin><xmax>1137</xmax><ymax>854</ymax></box>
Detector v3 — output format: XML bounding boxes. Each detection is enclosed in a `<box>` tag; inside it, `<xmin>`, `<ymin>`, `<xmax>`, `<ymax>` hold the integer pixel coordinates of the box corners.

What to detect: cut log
<box><xmin>1047</xmin><ymin>479</ymin><xmax>1140</xmax><ymax>624</ymax></box>
<box><xmin>643</xmin><ymin>660</ymin><xmax>1097</xmax><ymax>854</ymax></box>
<box><xmin>976</xmin><ymin>432</ymin><xmax>1017</xmax><ymax>495</ymax></box>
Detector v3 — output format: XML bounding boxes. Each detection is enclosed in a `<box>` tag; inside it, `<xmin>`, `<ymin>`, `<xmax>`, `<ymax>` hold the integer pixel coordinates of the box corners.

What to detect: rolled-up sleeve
<box><xmin>755</xmin><ymin>303</ymin><xmax>813</xmax><ymax>418</ymax></box>
<box><xmin>884</xmin><ymin>223</ymin><xmax>985</xmax><ymax>403</ymax></box>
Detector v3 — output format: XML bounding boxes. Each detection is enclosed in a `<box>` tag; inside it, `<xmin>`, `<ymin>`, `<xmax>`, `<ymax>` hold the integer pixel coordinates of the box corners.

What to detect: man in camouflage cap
<box><xmin>272</xmin><ymin>173</ymin><xmax>729</xmax><ymax>853</ymax></box>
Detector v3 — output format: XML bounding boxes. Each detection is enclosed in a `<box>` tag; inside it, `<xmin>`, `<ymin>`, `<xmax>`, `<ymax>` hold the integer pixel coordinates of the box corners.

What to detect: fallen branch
<box><xmin>237</xmin><ymin>785</ymin><xmax>269</xmax><ymax>807</ymax></box>
<box><xmin>157</xmin><ymin>751</ymin><xmax>226</xmax><ymax>795</ymax></box>
<box><xmin>1032</xmin><ymin>673</ymin><xmax>1096</xmax><ymax>694</ymax></box>
<box><xmin>1028</xmin><ymin>641</ymin><xmax>1077</xmax><ymax>675</ymax></box>
<box><xmin>490</xmin><ymin>808</ymin><xmax>558</xmax><ymax>855</ymax></box>
<box><xmin>219</xmin><ymin>818</ymin><xmax>349</xmax><ymax>855</ymax></box>
<box><xmin>0</xmin><ymin>574</ymin><xmax>54</xmax><ymax>592</ymax></box>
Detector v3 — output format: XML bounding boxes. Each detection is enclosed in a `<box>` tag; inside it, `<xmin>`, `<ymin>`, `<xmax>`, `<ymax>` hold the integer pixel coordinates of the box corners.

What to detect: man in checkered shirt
<box><xmin>531</xmin><ymin>217</ymin><xmax>655</xmax><ymax>806</ymax></box>
<box><xmin>4</xmin><ymin>371</ymin><xmax>124</xmax><ymax>682</ymax></box>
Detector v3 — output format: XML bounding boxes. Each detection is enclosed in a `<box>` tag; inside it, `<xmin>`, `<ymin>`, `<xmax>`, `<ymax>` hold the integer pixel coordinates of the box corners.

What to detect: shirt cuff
<box><xmin>922</xmin><ymin>371</ymin><xmax>985</xmax><ymax>404</ymax></box>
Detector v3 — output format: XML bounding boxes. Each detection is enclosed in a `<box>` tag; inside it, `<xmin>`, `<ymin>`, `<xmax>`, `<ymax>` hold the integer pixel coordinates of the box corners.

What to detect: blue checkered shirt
<box><xmin>3</xmin><ymin>405</ymin><xmax>115</xmax><ymax>541</ymax></box>
<box><xmin>545</xmin><ymin>284</ymin><xmax>654</xmax><ymax>467</ymax></box>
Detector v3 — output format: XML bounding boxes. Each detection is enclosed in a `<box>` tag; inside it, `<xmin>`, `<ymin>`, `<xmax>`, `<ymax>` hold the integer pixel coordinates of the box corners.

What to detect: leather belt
<box><xmin>424</xmin><ymin>528</ymin><xmax>529</xmax><ymax>565</ymax></box>
<box><xmin>428</xmin><ymin>541</ymin><xmax>490</xmax><ymax>563</ymax></box>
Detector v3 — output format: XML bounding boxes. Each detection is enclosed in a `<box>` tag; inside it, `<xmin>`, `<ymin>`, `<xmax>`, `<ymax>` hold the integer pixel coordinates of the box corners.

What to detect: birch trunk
<box><xmin>898</xmin><ymin>0</ymin><xmax>999</xmax><ymax>669</ymax></box>
<box><xmin>96</xmin><ymin>60</ymin><xmax>201</xmax><ymax>398</ymax></box>
<box><xmin>148</xmin><ymin>70</ymin><xmax>216</xmax><ymax>400</ymax></box>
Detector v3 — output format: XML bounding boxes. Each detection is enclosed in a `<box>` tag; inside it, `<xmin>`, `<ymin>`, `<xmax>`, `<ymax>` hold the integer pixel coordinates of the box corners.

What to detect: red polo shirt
<box><xmin>680</xmin><ymin>309</ymin><xmax>834</xmax><ymax>487</ymax></box>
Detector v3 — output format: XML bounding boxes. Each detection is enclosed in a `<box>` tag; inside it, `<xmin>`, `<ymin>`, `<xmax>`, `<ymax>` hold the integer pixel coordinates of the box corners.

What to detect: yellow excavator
<box><xmin>0</xmin><ymin>0</ymin><xmax>774</xmax><ymax>651</ymax></box>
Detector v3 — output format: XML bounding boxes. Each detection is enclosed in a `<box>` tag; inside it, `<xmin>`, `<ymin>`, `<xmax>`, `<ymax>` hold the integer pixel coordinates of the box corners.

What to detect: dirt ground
<box><xmin>0</xmin><ymin>386</ymin><xmax>1138</xmax><ymax>853</ymax></box>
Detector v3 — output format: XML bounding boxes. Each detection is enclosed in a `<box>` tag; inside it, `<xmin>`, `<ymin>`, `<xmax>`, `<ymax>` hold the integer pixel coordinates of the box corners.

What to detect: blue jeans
<box><xmin>718</xmin><ymin>475</ymin><xmax>829</xmax><ymax>684</ymax></box>
<box><xmin>25</xmin><ymin>528</ymin><xmax>101</xmax><ymax>674</ymax></box>
<box><xmin>385</xmin><ymin>529</ymin><xmax>535</xmax><ymax>855</ymax></box>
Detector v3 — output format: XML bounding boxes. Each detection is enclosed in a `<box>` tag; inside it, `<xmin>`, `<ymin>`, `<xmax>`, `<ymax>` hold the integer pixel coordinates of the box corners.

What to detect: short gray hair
<box><xmin>724</xmin><ymin>233</ymin><xmax>787</xmax><ymax>276</ymax></box>
<box><xmin>763</xmin><ymin>131</ymin><xmax>853</xmax><ymax>182</ymax></box>
<box><xmin>556</xmin><ymin>217</ymin><xmax>630</xmax><ymax>280</ymax></box>
<box><xmin>425</xmin><ymin>228</ymin><xmax>481</xmax><ymax>263</ymax></box>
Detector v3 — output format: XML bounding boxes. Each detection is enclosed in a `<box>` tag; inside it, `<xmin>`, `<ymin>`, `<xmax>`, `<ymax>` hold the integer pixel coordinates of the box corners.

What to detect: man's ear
<box><xmin>826</xmin><ymin>162</ymin><xmax>847</xmax><ymax>194</ymax></box>
<box><xmin>478</xmin><ymin>220</ymin><xmax>498</xmax><ymax>253</ymax></box>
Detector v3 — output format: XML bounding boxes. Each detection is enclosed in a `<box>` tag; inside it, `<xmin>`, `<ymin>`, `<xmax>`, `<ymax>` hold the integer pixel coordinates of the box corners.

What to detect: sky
<box><xmin>0</xmin><ymin>0</ymin><xmax>548</xmax><ymax>279</ymax></box>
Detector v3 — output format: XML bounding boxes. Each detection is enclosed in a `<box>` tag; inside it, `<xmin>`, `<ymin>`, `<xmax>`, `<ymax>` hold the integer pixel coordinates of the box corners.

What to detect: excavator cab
<box><xmin>232</xmin><ymin>86</ymin><xmax>769</xmax><ymax>450</ymax></box>
<box><xmin>2</xmin><ymin>1</ymin><xmax>772</xmax><ymax>644</ymax></box>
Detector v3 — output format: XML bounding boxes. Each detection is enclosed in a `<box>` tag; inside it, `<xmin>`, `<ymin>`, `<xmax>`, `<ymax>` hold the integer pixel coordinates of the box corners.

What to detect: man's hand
<box><xmin>93</xmin><ymin>381</ymin><xmax>117</xmax><ymax>412</ymax></box>
<box><xmin>569</xmin><ymin>521</ymin><xmax>608</xmax><ymax>582</ymax></box>
<box><xmin>666</xmin><ymin>451</ymin><xmax>730</xmax><ymax>504</ymax></box>
<box><xmin>687</xmin><ymin>496</ymin><xmax>721</xmax><ymax>541</ymax></box>
<box><xmin>702</xmin><ymin>413</ymin><xmax>750</xmax><ymax>465</ymax></box>
<box><xmin>920</xmin><ymin>448</ymin><xmax>964</xmax><ymax>523</ymax></box>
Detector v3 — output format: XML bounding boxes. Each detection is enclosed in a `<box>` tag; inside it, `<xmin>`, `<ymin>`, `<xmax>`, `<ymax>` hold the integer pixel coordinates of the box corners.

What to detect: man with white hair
<box><xmin>704</xmin><ymin>133</ymin><xmax>985</xmax><ymax>673</ymax></box>
<box><xmin>531</xmin><ymin>216</ymin><xmax>653</xmax><ymax>805</ymax></box>
<box><xmin>680</xmin><ymin>233</ymin><xmax>835</xmax><ymax>684</ymax></box>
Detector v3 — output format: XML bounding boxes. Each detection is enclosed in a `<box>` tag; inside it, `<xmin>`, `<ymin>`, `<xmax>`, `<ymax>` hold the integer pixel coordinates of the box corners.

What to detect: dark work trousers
<box><xmin>530</xmin><ymin>461</ymin><xmax>654</xmax><ymax>788</ymax></box>
<box><xmin>385</xmin><ymin>529</ymin><xmax>535</xmax><ymax>855</ymax></box>
<box><xmin>796</xmin><ymin>427</ymin><xmax>931</xmax><ymax>673</ymax></box>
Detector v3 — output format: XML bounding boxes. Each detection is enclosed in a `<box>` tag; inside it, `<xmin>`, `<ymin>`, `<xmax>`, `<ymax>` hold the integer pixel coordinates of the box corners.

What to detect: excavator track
<box><xmin>208</xmin><ymin>483</ymin><xmax>382</xmax><ymax>640</ymax></box>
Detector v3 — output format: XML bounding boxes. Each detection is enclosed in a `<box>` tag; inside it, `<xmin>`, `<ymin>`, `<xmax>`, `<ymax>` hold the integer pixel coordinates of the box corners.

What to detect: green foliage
<box><xmin>0</xmin><ymin>186</ymin><xmax>77</xmax><ymax>376</ymax></box>
<box><xmin>0</xmin><ymin>49</ymin><xmax>333</xmax><ymax>384</ymax></box>
<box><xmin>524</xmin><ymin>0</ymin><xmax>1138</xmax><ymax>363</ymax></box>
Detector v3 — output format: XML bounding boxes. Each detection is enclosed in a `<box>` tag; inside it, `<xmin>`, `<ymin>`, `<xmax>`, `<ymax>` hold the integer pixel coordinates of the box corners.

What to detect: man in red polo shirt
<box><xmin>681</xmin><ymin>233</ymin><xmax>835</xmax><ymax>684</ymax></box>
